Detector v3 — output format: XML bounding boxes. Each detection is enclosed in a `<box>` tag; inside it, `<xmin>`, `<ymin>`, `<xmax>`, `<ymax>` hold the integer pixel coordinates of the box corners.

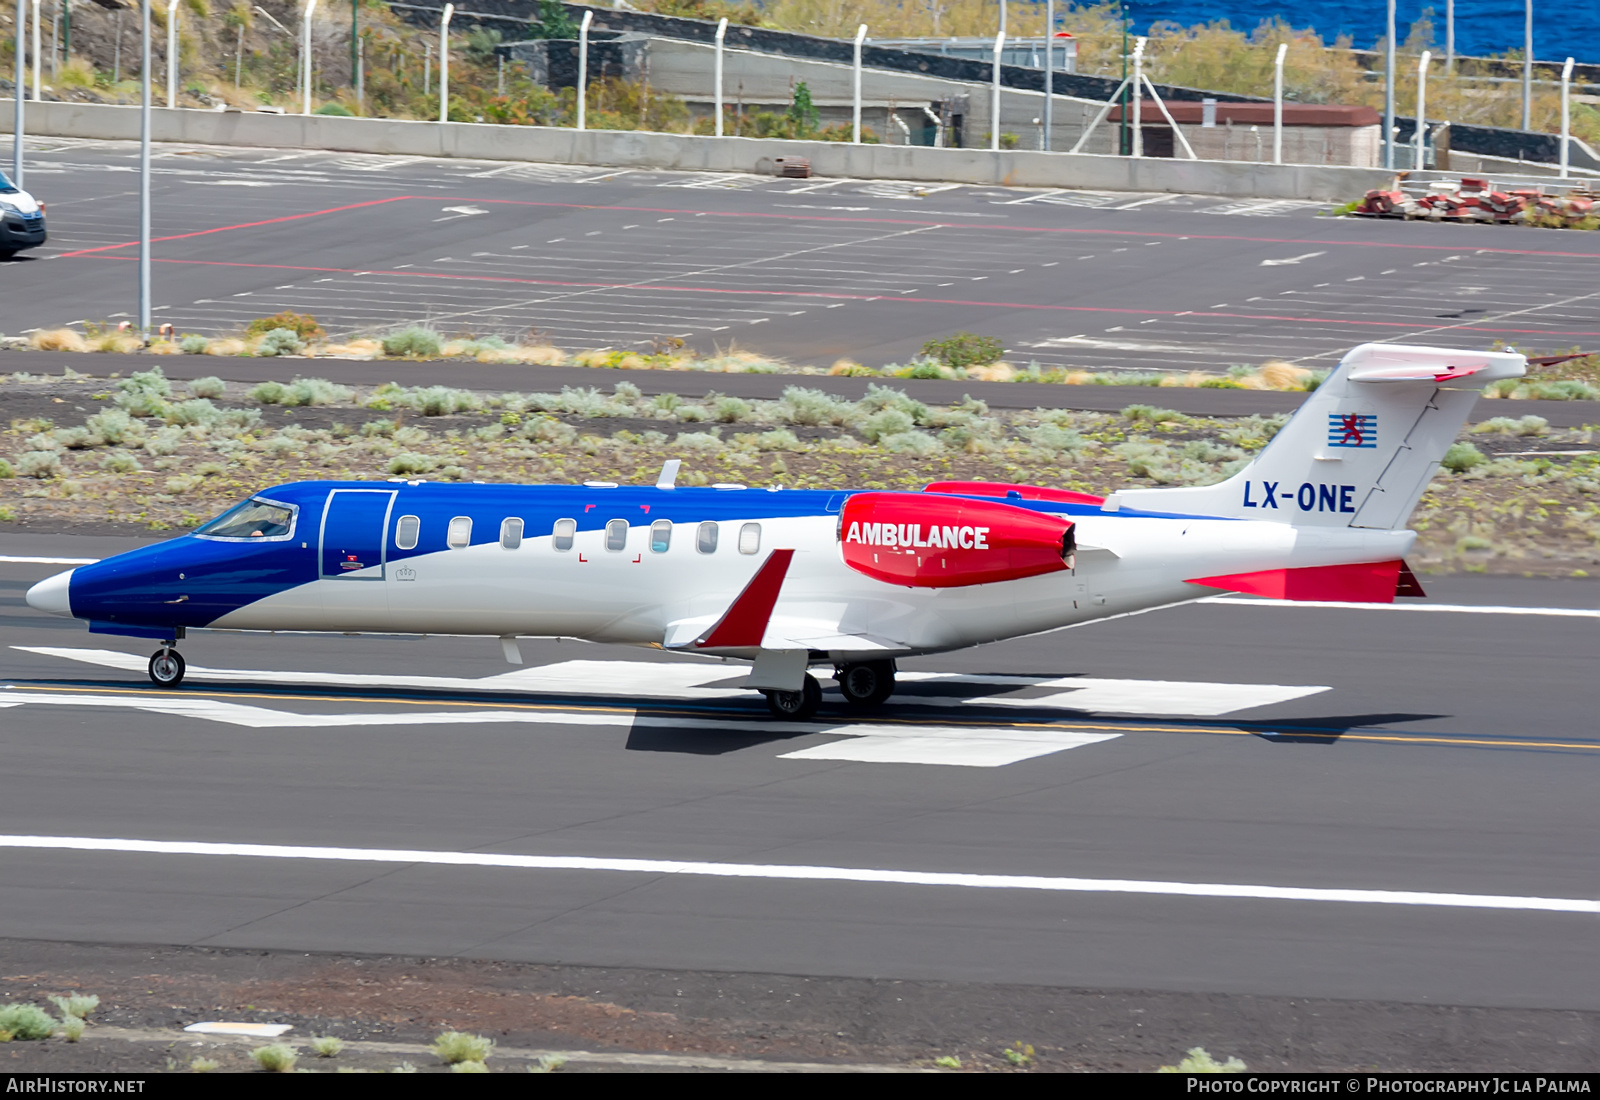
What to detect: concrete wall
<box><xmin>2</xmin><ymin>100</ymin><xmax>1396</xmax><ymax>201</ymax></box>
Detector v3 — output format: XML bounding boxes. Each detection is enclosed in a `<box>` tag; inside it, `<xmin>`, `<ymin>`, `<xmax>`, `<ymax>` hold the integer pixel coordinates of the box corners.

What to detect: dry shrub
<box><xmin>829</xmin><ymin>358</ymin><xmax>866</xmax><ymax>375</ymax></box>
<box><xmin>510</xmin><ymin>345</ymin><xmax>566</xmax><ymax>365</ymax></box>
<box><xmin>29</xmin><ymin>329</ymin><xmax>88</xmax><ymax>352</ymax></box>
<box><xmin>203</xmin><ymin>338</ymin><xmax>248</xmax><ymax>356</ymax></box>
<box><xmin>1257</xmin><ymin>360</ymin><xmax>1313</xmax><ymax>390</ymax></box>
<box><xmin>92</xmin><ymin>332</ymin><xmax>144</xmax><ymax>354</ymax></box>
<box><xmin>569</xmin><ymin>349</ymin><xmax>615</xmax><ymax>368</ymax></box>
<box><xmin>319</xmin><ymin>338</ymin><xmax>384</xmax><ymax>358</ymax></box>
<box><xmin>145</xmin><ymin>339</ymin><xmax>181</xmax><ymax>355</ymax></box>
<box><xmin>968</xmin><ymin>362</ymin><xmax>1016</xmax><ymax>382</ymax></box>
<box><xmin>1160</xmin><ymin>371</ymin><xmax>1212</xmax><ymax>387</ymax></box>
<box><xmin>1059</xmin><ymin>369</ymin><xmax>1097</xmax><ymax>385</ymax></box>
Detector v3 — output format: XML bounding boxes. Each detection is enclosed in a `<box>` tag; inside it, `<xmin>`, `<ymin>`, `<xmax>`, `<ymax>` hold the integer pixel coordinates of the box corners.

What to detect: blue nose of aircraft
<box><xmin>25</xmin><ymin>568</ymin><xmax>76</xmax><ymax>617</ymax></box>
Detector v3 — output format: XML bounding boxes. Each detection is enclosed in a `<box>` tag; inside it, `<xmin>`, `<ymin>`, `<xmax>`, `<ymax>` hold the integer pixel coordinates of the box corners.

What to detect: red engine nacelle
<box><xmin>839</xmin><ymin>492</ymin><xmax>1075</xmax><ymax>589</ymax></box>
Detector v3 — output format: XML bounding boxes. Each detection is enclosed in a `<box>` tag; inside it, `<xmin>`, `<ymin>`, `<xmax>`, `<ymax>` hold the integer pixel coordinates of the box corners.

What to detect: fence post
<box><xmin>1559</xmin><ymin>56</ymin><xmax>1574</xmax><ymax>178</ymax></box>
<box><xmin>1414</xmin><ymin>50</ymin><xmax>1431</xmax><ymax>170</ymax></box>
<box><xmin>165</xmin><ymin>0</ymin><xmax>178</xmax><ymax>107</ymax></box>
<box><xmin>439</xmin><ymin>3</ymin><xmax>454</xmax><ymax>123</ymax></box>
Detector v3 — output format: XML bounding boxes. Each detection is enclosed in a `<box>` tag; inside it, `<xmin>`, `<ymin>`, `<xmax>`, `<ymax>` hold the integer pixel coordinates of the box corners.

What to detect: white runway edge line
<box><xmin>0</xmin><ymin>835</ymin><xmax>1594</xmax><ymax>915</ymax></box>
<box><xmin>0</xmin><ymin>556</ymin><xmax>100</xmax><ymax>565</ymax></box>
<box><xmin>1202</xmin><ymin>597</ymin><xmax>1600</xmax><ymax>618</ymax></box>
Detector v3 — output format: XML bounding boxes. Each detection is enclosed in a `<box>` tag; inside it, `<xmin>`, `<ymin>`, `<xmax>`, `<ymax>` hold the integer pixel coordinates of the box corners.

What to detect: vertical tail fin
<box><xmin>1109</xmin><ymin>343</ymin><xmax>1525</xmax><ymax>530</ymax></box>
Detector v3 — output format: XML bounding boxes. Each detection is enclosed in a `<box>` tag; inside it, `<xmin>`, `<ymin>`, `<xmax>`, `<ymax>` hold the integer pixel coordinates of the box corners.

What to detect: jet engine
<box><xmin>838</xmin><ymin>492</ymin><xmax>1076</xmax><ymax>588</ymax></box>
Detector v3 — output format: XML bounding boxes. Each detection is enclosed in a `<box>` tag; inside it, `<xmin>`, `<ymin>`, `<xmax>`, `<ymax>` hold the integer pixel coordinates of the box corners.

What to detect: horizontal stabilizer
<box><xmin>1187</xmin><ymin>559</ymin><xmax>1407</xmax><ymax>604</ymax></box>
<box><xmin>694</xmin><ymin>549</ymin><xmax>794</xmax><ymax>649</ymax></box>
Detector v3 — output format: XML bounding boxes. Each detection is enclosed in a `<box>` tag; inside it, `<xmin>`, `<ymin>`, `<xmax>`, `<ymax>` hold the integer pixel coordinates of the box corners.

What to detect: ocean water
<box><xmin>1057</xmin><ymin>2</ymin><xmax>1600</xmax><ymax>64</ymax></box>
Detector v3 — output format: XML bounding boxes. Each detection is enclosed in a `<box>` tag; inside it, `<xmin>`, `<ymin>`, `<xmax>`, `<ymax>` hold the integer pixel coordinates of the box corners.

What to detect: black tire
<box><xmin>148</xmin><ymin>649</ymin><xmax>186</xmax><ymax>689</ymax></box>
<box><xmin>765</xmin><ymin>673</ymin><xmax>821</xmax><ymax>720</ymax></box>
<box><xmin>836</xmin><ymin>661</ymin><xmax>896</xmax><ymax>708</ymax></box>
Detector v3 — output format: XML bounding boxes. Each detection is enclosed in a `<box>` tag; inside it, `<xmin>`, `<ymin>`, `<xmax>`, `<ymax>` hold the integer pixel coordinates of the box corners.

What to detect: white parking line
<box><xmin>0</xmin><ymin>834</ymin><xmax>1591</xmax><ymax>914</ymax></box>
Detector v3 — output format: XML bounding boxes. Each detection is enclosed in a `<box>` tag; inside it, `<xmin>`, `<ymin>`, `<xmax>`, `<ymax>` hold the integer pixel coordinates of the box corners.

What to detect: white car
<box><xmin>0</xmin><ymin>171</ymin><xmax>46</xmax><ymax>258</ymax></box>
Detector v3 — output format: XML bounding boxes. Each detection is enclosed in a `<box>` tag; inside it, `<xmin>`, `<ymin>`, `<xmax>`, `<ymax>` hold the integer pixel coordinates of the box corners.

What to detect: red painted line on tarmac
<box><xmin>420</xmin><ymin>197</ymin><xmax>1600</xmax><ymax>259</ymax></box>
<box><xmin>98</xmin><ymin>254</ymin><xmax>1600</xmax><ymax>338</ymax></box>
<box><xmin>53</xmin><ymin>196</ymin><xmax>414</xmax><ymax>257</ymax></box>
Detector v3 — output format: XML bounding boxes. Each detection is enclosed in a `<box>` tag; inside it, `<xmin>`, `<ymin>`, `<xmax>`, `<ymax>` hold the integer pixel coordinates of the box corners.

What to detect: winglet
<box><xmin>695</xmin><ymin>549</ymin><xmax>794</xmax><ymax>649</ymax></box>
<box><xmin>656</xmin><ymin>459</ymin><xmax>682</xmax><ymax>489</ymax></box>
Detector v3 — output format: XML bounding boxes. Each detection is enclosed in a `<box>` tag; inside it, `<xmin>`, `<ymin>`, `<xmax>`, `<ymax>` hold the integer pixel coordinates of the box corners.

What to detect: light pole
<box><xmin>13</xmin><ymin>0</ymin><xmax>24</xmax><ymax>188</ymax></box>
<box><xmin>1445</xmin><ymin>0</ymin><xmax>1454</xmax><ymax>71</ymax></box>
<box><xmin>712</xmin><ymin>16</ymin><xmax>725</xmax><ymax>137</ymax></box>
<box><xmin>300</xmin><ymin>0</ymin><xmax>316</xmax><ymax>113</ymax></box>
<box><xmin>438</xmin><ymin>2</ymin><xmax>453</xmax><ymax>123</ymax></box>
<box><xmin>990</xmin><ymin>29</ymin><xmax>1004</xmax><ymax>151</ymax></box>
<box><xmin>1559</xmin><ymin>56</ymin><xmax>1574</xmax><ymax>178</ymax></box>
<box><xmin>1383</xmin><ymin>0</ymin><xmax>1395</xmax><ymax>169</ymax></box>
<box><xmin>1414</xmin><ymin>50</ymin><xmax>1431</xmax><ymax>170</ymax></box>
<box><xmin>1272</xmin><ymin>41</ymin><xmax>1287</xmax><ymax>164</ymax></box>
<box><xmin>1043</xmin><ymin>0</ymin><xmax>1054</xmax><ymax>152</ymax></box>
<box><xmin>166</xmin><ymin>0</ymin><xmax>178</xmax><ymax>108</ymax></box>
<box><xmin>31</xmin><ymin>0</ymin><xmax>41</xmax><ymax>100</ymax></box>
<box><xmin>1130</xmin><ymin>34</ymin><xmax>1144</xmax><ymax>158</ymax></box>
<box><xmin>1521</xmin><ymin>0</ymin><xmax>1532</xmax><ymax>131</ymax></box>
<box><xmin>139</xmin><ymin>0</ymin><xmax>152</xmax><ymax>336</ymax></box>
<box><xmin>851</xmin><ymin>23</ymin><xmax>865</xmax><ymax>144</ymax></box>
<box><xmin>575</xmin><ymin>8</ymin><xmax>591</xmax><ymax>131</ymax></box>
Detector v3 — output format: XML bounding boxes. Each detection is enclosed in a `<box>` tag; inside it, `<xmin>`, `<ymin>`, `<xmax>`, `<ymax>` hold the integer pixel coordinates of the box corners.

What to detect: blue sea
<box><xmin>1048</xmin><ymin>2</ymin><xmax>1599</xmax><ymax>64</ymax></box>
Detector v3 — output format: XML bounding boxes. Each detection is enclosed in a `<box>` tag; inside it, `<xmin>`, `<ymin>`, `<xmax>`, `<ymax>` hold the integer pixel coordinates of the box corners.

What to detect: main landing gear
<box><xmin>835</xmin><ymin>660</ymin><xmax>896</xmax><ymax>709</ymax></box>
<box><xmin>762</xmin><ymin>661</ymin><xmax>898</xmax><ymax>720</ymax></box>
<box><xmin>148</xmin><ymin>640</ymin><xmax>186</xmax><ymax>689</ymax></box>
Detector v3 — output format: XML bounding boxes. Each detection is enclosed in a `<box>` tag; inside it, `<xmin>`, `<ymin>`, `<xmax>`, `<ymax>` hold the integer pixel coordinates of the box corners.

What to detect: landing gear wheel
<box><xmin>148</xmin><ymin>649</ymin><xmax>186</xmax><ymax>689</ymax></box>
<box><xmin>765</xmin><ymin>673</ymin><xmax>822</xmax><ymax>720</ymax></box>
<box><xmin>836</xmin><ymin>661</ymin><xmax>896</xmax><ymax>709</ymax></box>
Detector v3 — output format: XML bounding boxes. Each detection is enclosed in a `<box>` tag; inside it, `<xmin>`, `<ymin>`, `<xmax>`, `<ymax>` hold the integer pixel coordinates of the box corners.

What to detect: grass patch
<box><xmin>432</xmin><ymin>1031</ymin><xmax>494</xmax><ymax>1064</ymax></box>
<box><xmin>1159</xmin><ymin>1046</ymin><xmax>1246</xmax><ymax>1072</ymax></box>
<box><xmin>250</xmin><ymin>1044</ymin><xmax>298</xmax><ymax>1072</ymax></box>
<box><xmin>0</xmin><ymin>1005</ymin><xmax>57</xmax><ymax>1041</ymax></box>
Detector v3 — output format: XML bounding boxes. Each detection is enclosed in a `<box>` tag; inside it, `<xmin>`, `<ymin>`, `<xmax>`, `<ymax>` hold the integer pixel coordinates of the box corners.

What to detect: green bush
<box><xmin>245</xmin><ymin>312</ymin><xmax>324</xmax><ymax>342</ymax></box>
<box><xmin>0</xmin><ymin>458</ymin><xmax>13</xmax><ymax>478</ymax></box>
<box><xmin>0</xmin><ymin>1004</ymin><xmax>57</xmax><ymax>1040</ymax></box>
<box><xmin>388</xmin><ymin>452</ymin><xmax>437</xmax><ymax>475</ymax></box>
<box><xmin>250</xmin><ymin>1044</ymin><xmax>298</xmax><ymax>1072</ymax></box>
<box><xmin>1441</xmin><ymin>442</ymin><xmax>1487</xmax><ymax>473</ymax></box>
<box><xmin>187</xmin><ymin>375</ymin><xmax>226</xmax><ymax>398</ymax></box>
<box><xmin>921</xmin><ymin>332</ymin><xmax>1003</xmax><ymax>369</ymax></box>
<box><xmin>314</xmin><ymin>102</ymin><xmax>353</xmax><ymax>116</ymax></box>
<box><xmin>382</xmin><ymin>326</ymin><xmax>444</xmax><ymax>358</ymax></box>
<box><xmin>255</xmin><ymin>328</ymin><xmax>304</xmax><ymax>357</ymax></box>
<box><xmin>1159</xmin><ymin>1047</ymin><xmax>1246</xmax><ymax>1073</ymax></box>
<box><xmin>179</xmin><ymin>334</ymin><xmax>210</xmax><ymax>354</ymax></box>
<box><xmin>87</xmin><ymin>408</ymin><xmax>135</xmax><ymax>443</ymax></box>
<box><xmin>15</xmin><ymin>451</ymin><xmax>63</xmax><ymax>479</ymax></box>
<box><xmin>432</xmin><ymin>1031</ymin><xmax>494</xmax><ymax>1065</ymax></box>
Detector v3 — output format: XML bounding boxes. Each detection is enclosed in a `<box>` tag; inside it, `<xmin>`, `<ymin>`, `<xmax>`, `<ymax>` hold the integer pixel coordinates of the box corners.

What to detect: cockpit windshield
<box><xmin>195</xmin><ymin>498</ymin><xmax>296</xmax><ymax>540</ymax></box>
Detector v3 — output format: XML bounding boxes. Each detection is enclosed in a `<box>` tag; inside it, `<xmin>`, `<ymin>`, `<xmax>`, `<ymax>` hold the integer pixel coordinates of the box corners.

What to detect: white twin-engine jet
<box><xmin>26</xmin><ymin>343</ymin><xmax>1522</xmax><ymax>718</ymax></box>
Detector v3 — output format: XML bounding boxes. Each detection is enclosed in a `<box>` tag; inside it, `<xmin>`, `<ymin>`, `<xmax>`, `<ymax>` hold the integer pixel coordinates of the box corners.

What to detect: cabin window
<box><xmin>447</xmin><ymin>516</ymin><xmax>472</xmax><ymax>549</ymax></box>
<box><xmin>696</xmin><ymin>521</ymin><xmax>719</xmax><ymax>554</ymax></box>
<box><xmin>605</xmin><ymin>519</ymin><xmax>629</xmax><ymax>552</ymax></box>
<box><xmin>650</xmin><ymin>519</ymin><xmax>672</xmax><ymax>553</ymax></box>
<box><xmin>552</xmin><ymin>518</ymin><xmax>576</xmax><ymax>552</ymax></box>
<box><xmin>395</xmin><ymin>514</ymin><xmax>420</xmax><ymax>550</ymax></box>
<box><xmin>500</xmin><ymin>518</ymin><xmax>523</xmax><ymax>550</ymax></box>
<box><xmin>738</xmin><ymin>522</ymin><xmax>761</xmax><ymax>555</ymax></box>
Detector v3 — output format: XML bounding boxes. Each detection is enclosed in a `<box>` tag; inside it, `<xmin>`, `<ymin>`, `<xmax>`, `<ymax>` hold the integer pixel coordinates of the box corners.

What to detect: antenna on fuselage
<box><xmin>656</xmin><ymin>459</ymin><xmax>682</xmax><ymax>489</ymax></box>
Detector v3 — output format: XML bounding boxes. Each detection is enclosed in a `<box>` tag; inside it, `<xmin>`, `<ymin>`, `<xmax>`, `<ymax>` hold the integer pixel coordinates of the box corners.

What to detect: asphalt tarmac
<box><xmin>5</xmin><ymin>137</ymin><xmax>1598</xmax><ymax>374</ymax></box>
<box><xmin>2</xmin><ymin>533</ymin><xmax>1597</xmax><ymax>1013</ymax></box>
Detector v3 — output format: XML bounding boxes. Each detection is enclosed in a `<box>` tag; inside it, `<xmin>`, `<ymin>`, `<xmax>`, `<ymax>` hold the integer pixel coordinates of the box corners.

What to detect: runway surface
<box><xmin>6</xmin><ymin>137</ymin><xmax>1599</xmax><ymax>373</ymax></box>
<box><xmin>2</xmin><ymin>533</ymin><xmax>1597</xmax><ymax>1011</ymax></box>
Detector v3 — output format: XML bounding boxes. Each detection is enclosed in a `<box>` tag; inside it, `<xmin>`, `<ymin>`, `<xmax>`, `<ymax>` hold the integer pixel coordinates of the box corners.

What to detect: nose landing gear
<box><xmin>148</xmin><ymin>644</ymin><xmax>186</xmax><ymax>688</ymax></box>
<box><xmin>764</xmin><ymin>673</ymin><xmax>822</xmax><ymax>720</ymax></box>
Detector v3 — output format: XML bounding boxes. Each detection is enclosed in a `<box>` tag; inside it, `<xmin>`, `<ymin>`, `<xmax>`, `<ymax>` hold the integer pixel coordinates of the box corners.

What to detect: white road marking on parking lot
<box><xmin>0</xmin><ymin>834</ymin><xmax>1592</xmax><ymax>914</ymax></box>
